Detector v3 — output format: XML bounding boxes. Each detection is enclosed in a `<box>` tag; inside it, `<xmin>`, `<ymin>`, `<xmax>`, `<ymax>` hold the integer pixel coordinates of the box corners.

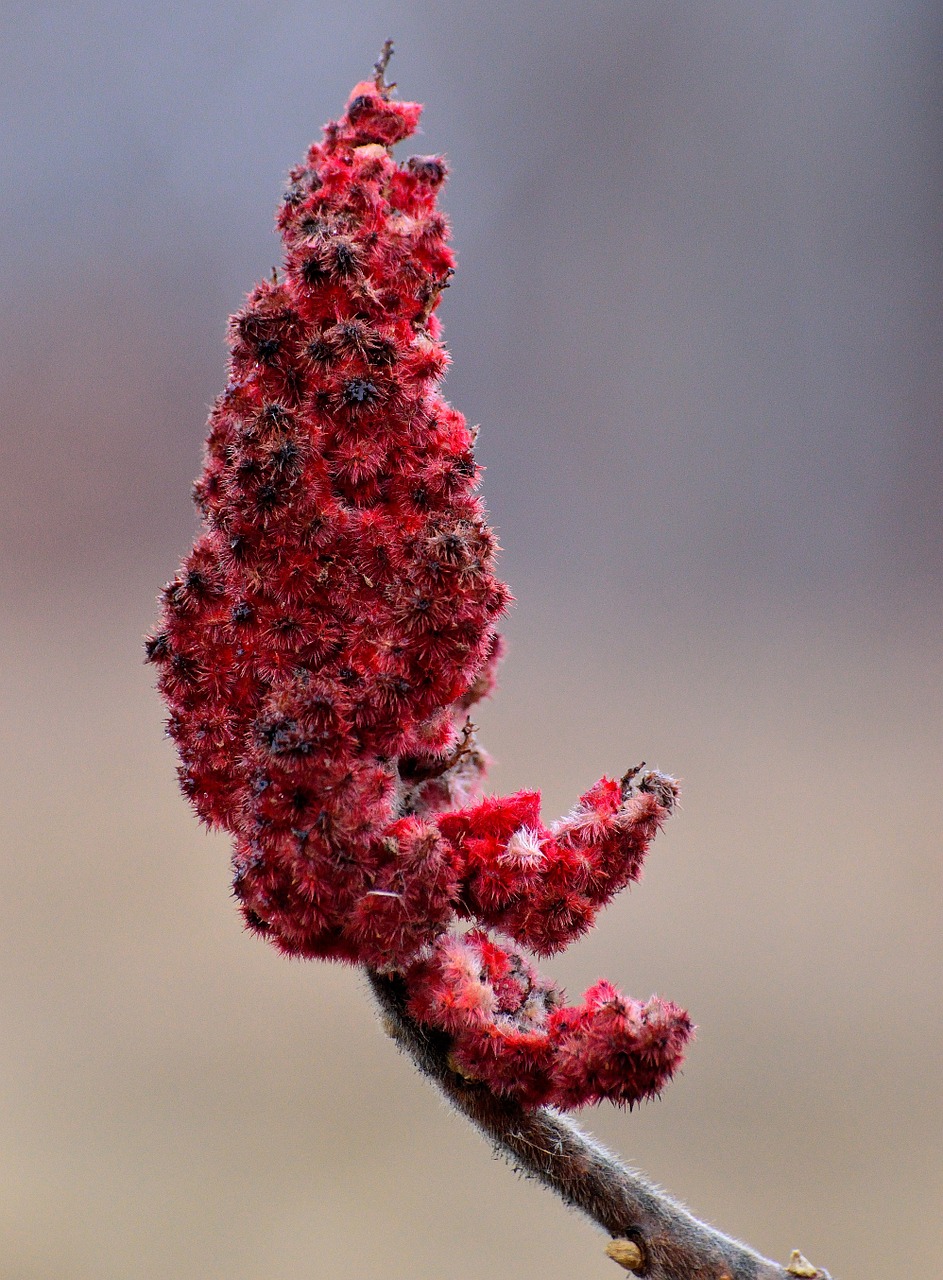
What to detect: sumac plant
<box><xmin>148</xmin><ymin>42</ymin><xmax>830</xmax><ymax>1280</ymax></box>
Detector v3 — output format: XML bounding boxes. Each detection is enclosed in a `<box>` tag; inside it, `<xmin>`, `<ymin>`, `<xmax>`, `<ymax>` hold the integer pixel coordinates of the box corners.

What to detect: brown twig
<box><xmin>368</xmin><ymin>969</ymin><xmax>831</xmax><ymax>1280</ymax></box>
<box><xmin>374</xmin><ymin>39</ymin><xmax>396</xmax><ymax>97</ymax></box>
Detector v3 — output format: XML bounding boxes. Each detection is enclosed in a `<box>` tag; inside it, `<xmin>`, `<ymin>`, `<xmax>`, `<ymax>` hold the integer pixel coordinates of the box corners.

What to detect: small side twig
<box><xmin>374</xmin><ymin>38</ymin><xmax>396</xmax><ymax>97</ymax></box>
<box><xmin>368</xmin><ymin>970</ymin><xmax>831</xmax><ymax>1280</ymax></box>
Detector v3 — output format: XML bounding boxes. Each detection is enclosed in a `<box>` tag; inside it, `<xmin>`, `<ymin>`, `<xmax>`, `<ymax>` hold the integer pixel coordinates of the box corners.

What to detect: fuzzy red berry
<box><xmin>148</xmin><ymin>53</ymin><xmax>692</xmax><ymax>1109</ymax></box>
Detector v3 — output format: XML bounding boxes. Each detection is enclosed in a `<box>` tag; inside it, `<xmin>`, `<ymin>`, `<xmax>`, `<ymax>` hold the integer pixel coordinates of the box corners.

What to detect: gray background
<box><xmin>2</xmin><ymin>3</ymin><xmax>941</xmax><ymax>1278</ymax></box>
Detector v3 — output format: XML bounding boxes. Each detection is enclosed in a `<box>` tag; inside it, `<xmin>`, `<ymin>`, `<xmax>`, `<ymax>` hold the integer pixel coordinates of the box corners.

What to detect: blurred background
<box><xmin>1</xmin><ymin>2</ymin><xmax>941</xmax><ymax>1277</ymax></box>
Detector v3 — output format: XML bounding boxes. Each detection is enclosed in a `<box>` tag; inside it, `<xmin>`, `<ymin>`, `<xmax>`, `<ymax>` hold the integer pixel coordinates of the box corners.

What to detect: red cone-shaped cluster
<box><xmin>148</xmin><ymin>66</ymin><xmax>692</xmax><ymax>1108</ymax></box>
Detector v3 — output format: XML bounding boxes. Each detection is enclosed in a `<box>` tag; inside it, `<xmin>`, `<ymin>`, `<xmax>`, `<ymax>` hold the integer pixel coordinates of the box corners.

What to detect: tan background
<box><xmin>1</xmin><ymin>4</ymin><xmax>941</xmax><ymax>1278</ymax></box>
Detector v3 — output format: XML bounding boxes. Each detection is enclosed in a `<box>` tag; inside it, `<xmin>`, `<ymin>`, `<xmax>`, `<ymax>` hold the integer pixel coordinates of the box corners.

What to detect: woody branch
<box><xmin>370</xmin><ymin>970</ymin><xmax>829</xmax><ymax>1280</ymax></box>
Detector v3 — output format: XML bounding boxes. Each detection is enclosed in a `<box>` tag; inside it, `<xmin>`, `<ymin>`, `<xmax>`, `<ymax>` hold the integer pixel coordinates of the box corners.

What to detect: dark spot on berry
<box><xmin>231</xmin><ymin>602</ymin><xmax>253</xmax><ymax>625</ymax></box>
<box><xmin>270</xmin><ymin>440</ymin><xmax>299</xmax><ymax>471</ymax></box>
<box><xmin>407</xmin><ymin>155</ymin><xmax>447</xmax><ymax>185</ymax></box>
<box><xmin>306</xmin><ymin>336</ymin><xmax>334</xmax><ymax>364</ymax></box>
<box><xmin>184</xmin><ymin>568</ymin><xmax>207</xmax><ymax>596</ymax></box>
<box><xmin>179</xmin><ymin>773</ymin><xmax>199</xmax><ymax>798</ymax></box>
<box><xmin>259</xmin><ymin>403</ymin><xmax>291</xmax><ymax>430</ymax></box>
<box><xmin>256</xmin><ymin>337</ymin><xmax>281</xmax><ymax>362</ymax></box>
<box><xmin>260</xmin><ymin>718</ymin><xmax>309</xmax><ymax>756</ymax></box>
<box><xmin>332</xmin><ymin>241</ymin><xmax>360</xmax><ymax>276</ymax></box>
<box><xmin>344</xmin><ymin>378</ymin><xmax>378</xmax><ymax>405</ymax></box>
<box><xmin>301</xmin><ymin>255</ymin><xmax>327</xmax><ymax>287</ymax></box>
<box><xmin>171</xmin><ymin>652</ymin><xmax>199</xmax><ymax>683</ymax></box>
<box><xmin>346</xmin><ymin>94</ymin><xmax>372</xmax><ymax>121</ymax></box>
<box><xmin>144</xmin><ymin>632</ymin><xmax>170</xmax><ymax>663</ymax></box>
<box><xmin>370</xmin><ymin>336</ymin><xmax>397</xmax><ymax>367</ymax></box>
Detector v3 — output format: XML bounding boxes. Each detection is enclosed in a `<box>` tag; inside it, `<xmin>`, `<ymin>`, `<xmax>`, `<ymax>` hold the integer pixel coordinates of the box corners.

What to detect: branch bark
<box><xmin>368</xmin><ymin>969</ymin><xmax>831</xmax><ymax>1280</ymax></box>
